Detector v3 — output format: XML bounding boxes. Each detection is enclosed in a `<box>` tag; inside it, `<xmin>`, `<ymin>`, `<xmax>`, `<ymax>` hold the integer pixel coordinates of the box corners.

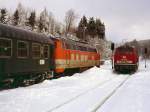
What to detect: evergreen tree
<box><xmin>95</xmin><ymin>19</ymin><xmax>105</xmax><ymax>39</ymax></box>
<box><xmin>38</xmin><ymin>16</ymin><xmax>44</xmax><ymax>32</ymax></box>
<box><xmin>42</xmin><ymin>8</ymin><xmax>49</xmax><ymax>32</ymax></box>
<box><xmin>0</xmin><ymin>8</ymin><xmax>7</xmax><ymax>24</ymax></box>
<box><xmin>76</xmin><ymin>16</ymin><xmax>87</xmax><ymax>40</ymax></box>
<box><xmin>87</xmin><ymin>17</ymin><xmax>96</xmax><ymax>38</ymax></box>
<box><xmin>13</xmin><ymin>9</ymin><xmax>19</xmax><ymax>25</ymax></box>
<box><xmin>82</xmin><ymin>16</ymin><xmax>87</xmax><ymax>27</ymax></box>
<box><xmin>48</xmin><ymin>12</ymin><xmax>55</xmax><ymax>34</ymax></box>
<box><xmin>76</xmin><ymin>18</ymin><xmax>83</xmax><ymax>39</ymax></box>
<box><xmin>16</xmin><ymin>3</ymin><xmax>27</xmax><ymax>28</ymax></box>
<box><xmin>38</xmin><ymin>8</ymin><xmax>49</xmax><ymax>33</ymax></box>
<box><xmin>28</xmin><ymin>11</ymin><xmax>36</xmax><ymax>30</ymax></box>
<box><xmin>55</xmin><ymin>22</ymin><xmax>61</xmax><ymax>35</ymax></box>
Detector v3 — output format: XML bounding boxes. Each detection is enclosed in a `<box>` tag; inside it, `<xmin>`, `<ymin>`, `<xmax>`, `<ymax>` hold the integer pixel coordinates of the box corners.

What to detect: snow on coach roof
<box><xmin>52</xmin><ymin>36</ymin><xmax>96</xmax><ymax>49</ymax></box>
<box><xmin>0</xmin><ymin>23</ymin><xmax>54</xmax><ymax>44</ymax></box>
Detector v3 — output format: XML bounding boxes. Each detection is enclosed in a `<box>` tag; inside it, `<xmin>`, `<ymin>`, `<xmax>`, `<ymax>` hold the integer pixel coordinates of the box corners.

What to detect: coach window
<box><xmin>0</xmin><ymin>38</ymin><xmax>12</xmax><ymax>58</ymax></box>
<box><xmin>43</xmin><ymin>45</ymin><xmax>49</xmax><ymax>58</ymax></box>
<box><xmin>32</xmin><ymin>43</ymin><xmax>41</xmax><ymax>58</ymax></box>
<box><xmin>17</xmin><ymin>41</ymin><xmax>28</xmax><ymax>58</ymax></box>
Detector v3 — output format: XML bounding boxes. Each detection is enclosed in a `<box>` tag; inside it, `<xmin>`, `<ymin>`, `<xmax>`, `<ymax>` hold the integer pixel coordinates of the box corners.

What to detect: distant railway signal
<box><xmin>144</xmin><ymin>48</ymin><xmax>147</xmax><ymax>54</ymax></box>
<box><xmin>144</xmin><ymin>48</ymin><xmax>148</xmax><ymax>68</ymax></box>
<box><xmin>111</xmin><ymin>42</ymin><xmax>115</xmax><ymax>51</ymax></box>
<box><xmin>111</xmin><ymin>42</ymin><xmax>115</xmax><ymax>69</ymax></box>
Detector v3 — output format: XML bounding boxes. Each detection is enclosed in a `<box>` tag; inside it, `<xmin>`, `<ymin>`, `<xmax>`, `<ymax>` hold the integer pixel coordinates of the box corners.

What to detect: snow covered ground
<box><xmin>0</xmin><ymin>59</ymin><xmax>150</xmax><ymax>112</ymax></box>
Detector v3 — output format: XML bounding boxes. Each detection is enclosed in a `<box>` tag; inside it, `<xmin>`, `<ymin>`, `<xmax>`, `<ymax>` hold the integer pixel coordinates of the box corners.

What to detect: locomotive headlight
<box><xmin>127</xmin><ymin>60</ymin><xmax>133</xmax><ymax>63</ymax></box>
<box><xmin>117</xmin><ymin>60</ymin><xmax>121</xmax><ymax>63</ymax></box>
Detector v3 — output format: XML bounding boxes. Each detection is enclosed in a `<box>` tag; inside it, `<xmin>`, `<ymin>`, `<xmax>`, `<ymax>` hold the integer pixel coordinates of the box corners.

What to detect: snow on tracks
<box><xmin>49</xmin><ymin>75</ymin><xmax>130</xmax><ymax>112</ymax></box>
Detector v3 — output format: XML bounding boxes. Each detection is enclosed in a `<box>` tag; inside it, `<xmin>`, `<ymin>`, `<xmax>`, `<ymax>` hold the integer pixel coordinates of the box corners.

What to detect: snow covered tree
<box><xmin>87</xmin><ymin>17</ymin><xmax>96</xmax><ymax>38</ymax></box>
<box><xmin>47</xmin><ymin>12</ymin><xmax>55</xmax><ymax>34</ymax></box>
<box><xmin>6</xmin><ymin>12</ymin><xmax>12</xmax><ymax>25</ymax></box>
<box><xmin>55</xmin><ymin>22</ymin><xmax>62</xmax><ymax>35</ymax></box>
<box><xmin>82</xmin><ymin>16</ymin><xmax>88</xmax><ymax>27</ymax></box>
<box><xmin>95</xmin><ymin>19</ymin><xmax>105</xmax><ymax>39</ymax></box>
<box><xmin>38</xmin><ymin>16</ymin><xmax>44</xmax><ymax>32</ymax></box>
<box><xmin>0</xmin><ymin>8</ymin><xmax>8</xmax><ymax>24</ymax></box>
<box><xmin>27</xmin><ymin>11</ymin><xmax>36</xmax><ymax>30</ymax></box>
<box><xmin>76</xmin><ymin>16</ymin><xmax>88</xmax><ymax>40</ymax></box>
<box><xmin>13</xmin><ymin>9</ymin><xmax>19</xmax><ymax>25</ymax></box>
<box><xmin>17</xmin><ymin>3</ymin><xmax>28</xmax><ymax>27</ymax></box>
<box><xmin>76</xmin><ymin>18</ymin><xmax>83</xmax><ymax>39</ymax></box>
<box><xmin>38</xmin><ymin>8</ymin><xmax>49</xmax><ymax>33</ymax></box>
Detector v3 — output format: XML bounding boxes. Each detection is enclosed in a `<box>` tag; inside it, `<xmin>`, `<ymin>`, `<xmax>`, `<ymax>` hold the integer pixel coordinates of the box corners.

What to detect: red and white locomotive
<box><xmin>113</xmin><ymin>45</ymin><xmax>139</xmax><ymax>72</ymax></box>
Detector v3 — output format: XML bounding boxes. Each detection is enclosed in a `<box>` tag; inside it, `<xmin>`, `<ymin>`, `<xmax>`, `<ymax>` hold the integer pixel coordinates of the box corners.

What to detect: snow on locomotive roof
<box><xmin>0</xmin><ymin>23</ymin><xmax>54</xmax><ymax>44</ymax></box>
<box><xmin>52</xmin><ymin>36</ymin><xmax>96</xmax><ymax>49</ymax></box>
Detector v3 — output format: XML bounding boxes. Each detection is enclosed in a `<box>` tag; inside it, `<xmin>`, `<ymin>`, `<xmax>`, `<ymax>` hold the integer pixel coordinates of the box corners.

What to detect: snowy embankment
<box><xmin>0</xmin><ymin>59</ymin><xmax>150</xmax><ymax>112</ymax></box>
<box><xmin>0</xmin><ymin>61</ymin><xmax>116</xmax><ymax>112</ymax></box>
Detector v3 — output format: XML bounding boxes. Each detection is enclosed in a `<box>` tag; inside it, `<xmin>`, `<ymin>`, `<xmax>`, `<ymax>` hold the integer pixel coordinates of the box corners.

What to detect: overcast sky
<box><xmin>0</xmin><ymin>0</ymin><xmax>150</xmax><ymax>43</ymax></box>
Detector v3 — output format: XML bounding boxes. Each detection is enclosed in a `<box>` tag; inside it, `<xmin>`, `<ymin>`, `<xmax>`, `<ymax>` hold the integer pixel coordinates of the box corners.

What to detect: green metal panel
<box><xmin>0</xmin><ymin>60</ymin><xmax>5</xmax><ymax>74</ymax></box>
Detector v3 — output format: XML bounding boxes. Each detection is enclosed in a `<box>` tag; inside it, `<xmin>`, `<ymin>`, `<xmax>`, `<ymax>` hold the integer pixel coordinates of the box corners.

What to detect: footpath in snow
<box><xmin>0</xmin><ymin>60</ymin><xmax>150</xmax><ymax>112</ymax></box>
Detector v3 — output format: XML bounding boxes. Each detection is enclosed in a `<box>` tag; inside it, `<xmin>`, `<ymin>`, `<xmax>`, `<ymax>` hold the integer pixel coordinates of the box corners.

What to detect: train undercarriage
<box><xmin>114</xmin><ymin>64</ymin><xmax>138</xmax><ymax>73</ymax></box>
<box><xmin>0</xmin><ymin>71</ymin><xmax>53</xmax><ymax>89</ymax></box>
<box><xmin>0</xmin><ymin>65</ymin><xmax>100</xmax><ymax>89</ymax></box>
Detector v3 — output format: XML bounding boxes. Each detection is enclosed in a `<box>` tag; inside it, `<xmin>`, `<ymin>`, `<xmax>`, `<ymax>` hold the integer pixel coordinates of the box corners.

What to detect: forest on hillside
<box><xmin>0</xmin><ymin>3</ymin><xmax>105</xmax><ymax>42</ymax></box>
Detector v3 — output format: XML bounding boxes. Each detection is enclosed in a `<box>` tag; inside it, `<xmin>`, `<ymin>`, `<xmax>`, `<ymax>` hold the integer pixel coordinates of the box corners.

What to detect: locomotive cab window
<box><xmin>43</xmin><ymin>45</ymin><xmax>49</xmax><ymax>58</ymax></box>
<box><xmin>0</xmin><ymin>38</ymin><xmax>12</xmax><ymax>58</ymax></box>
<box><xmin>32</xmin><ymin>43</ymin><xmax>41</xmax><ymax>58</ymax></box>
<box><xmin>17</xmin><ymin>41</ymin><xmax>28</xmax><ymax>58</ymax></box>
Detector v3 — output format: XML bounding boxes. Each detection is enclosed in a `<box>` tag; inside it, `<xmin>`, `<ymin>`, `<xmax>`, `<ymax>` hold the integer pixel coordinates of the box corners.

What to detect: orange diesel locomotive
<box><xmin>53</xmin><ymin>38</ymin><xmax>100</xmax><ymax>75</ymax></box>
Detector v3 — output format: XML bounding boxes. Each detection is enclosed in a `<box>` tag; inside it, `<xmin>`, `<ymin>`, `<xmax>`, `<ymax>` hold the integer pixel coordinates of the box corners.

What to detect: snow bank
<box><xmin>0</xmin><ymin>65</ymin><xmax>116</xmax><ymax>112</ymax></box>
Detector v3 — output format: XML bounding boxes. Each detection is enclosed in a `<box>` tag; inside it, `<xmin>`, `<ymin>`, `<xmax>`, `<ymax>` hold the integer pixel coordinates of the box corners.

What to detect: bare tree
<box><xmin>64</xmin><ymin>9</ymin><xmax>77</xmax><ymax>35</ymax></box>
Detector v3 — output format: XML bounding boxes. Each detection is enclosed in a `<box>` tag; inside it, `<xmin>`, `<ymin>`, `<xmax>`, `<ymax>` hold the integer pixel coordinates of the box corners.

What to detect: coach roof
<box><xmin>0</xmin><ymin>23</ymin><xmax>54</xmax><ymax>44</ymax></box>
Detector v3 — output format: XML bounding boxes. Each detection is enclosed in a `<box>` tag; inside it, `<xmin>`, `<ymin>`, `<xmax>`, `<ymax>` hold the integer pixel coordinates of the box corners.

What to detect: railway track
<box><xmin>91</xmin><ymin>75</ymin><xmax>130</xmax><ymax>112</ymax></box>
<box><xmin>47</xmin><ymin>75</ymin><xmax>129</xmax><ymax>112</ymax></box>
